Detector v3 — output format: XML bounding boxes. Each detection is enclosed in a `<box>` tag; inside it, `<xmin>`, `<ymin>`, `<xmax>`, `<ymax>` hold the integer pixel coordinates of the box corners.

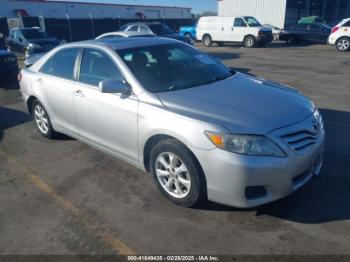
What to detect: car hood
<box><xmin>157</xmin><ymin>73</ymin><xmax>315</xmax><ymax>134</ymax></box>
<box><xmin>0</xmin><ymin>49</ymin><xmax>14</xmax><ymax>56</ymax></box>
<box><xmin>28</xmin><ymin>38</ymin><xmax>60</xmax><ymax>45</ymax></box>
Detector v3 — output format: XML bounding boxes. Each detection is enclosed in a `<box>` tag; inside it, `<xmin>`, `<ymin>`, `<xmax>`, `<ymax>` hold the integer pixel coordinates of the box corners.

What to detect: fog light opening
<box><xmin>245</xmin><ymin>186</ymin><xmax>268</xmax><ymax>200</ymax></box>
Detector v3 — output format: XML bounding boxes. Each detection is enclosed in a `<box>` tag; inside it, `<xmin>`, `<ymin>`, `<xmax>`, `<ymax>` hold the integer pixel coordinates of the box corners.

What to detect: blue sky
<box><xmin>54</xmin><ymin>0</ymin><xmax>218</xmax><ymax>13</ymax></box>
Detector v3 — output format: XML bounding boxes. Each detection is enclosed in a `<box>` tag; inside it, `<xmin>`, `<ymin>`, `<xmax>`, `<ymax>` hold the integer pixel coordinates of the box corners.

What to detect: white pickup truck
<box><xmin>196</xmin><ymin>16</ymin><xmax>273</xmax><ymax>48</ymax></box>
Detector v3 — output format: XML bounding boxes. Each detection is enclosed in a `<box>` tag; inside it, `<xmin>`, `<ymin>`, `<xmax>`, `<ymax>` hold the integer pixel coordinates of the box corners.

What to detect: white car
<box><xmin>196</xmin><ymin>16</ymin><xmax>273</xmax><ymax>48</ymax></box>
<box><xmin>96</xmin><ymin>31</ymin><xmax>155</xmax><ymax>40</ymax></box>
<box><xmin>328</xmin><ymin>18</ymin><xmax>350</xmax><ymax>51</ymax></box>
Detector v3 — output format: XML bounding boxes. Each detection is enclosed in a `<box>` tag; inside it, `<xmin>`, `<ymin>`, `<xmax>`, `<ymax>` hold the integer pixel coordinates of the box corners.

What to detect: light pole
<box><xmin>66</xmin><ymin>13</ymin><xmax>72</xmax><ymax>42</ymax></box>
<box><xmin>89</xmin><ymin>13</ymin><xmax>94</xmax><ymax>38</ymax></box>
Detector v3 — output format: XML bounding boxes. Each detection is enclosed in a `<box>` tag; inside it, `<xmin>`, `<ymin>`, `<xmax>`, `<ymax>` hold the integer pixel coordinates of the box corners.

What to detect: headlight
<box><xmin>205</xmin><ymin>131</ymin><xmax>285</xmax><ymax>157</ymax></box>
<box><xmin>28</xmin><ymin>43</ymin><xmax>42</xmax><ymax>49</ymax></box>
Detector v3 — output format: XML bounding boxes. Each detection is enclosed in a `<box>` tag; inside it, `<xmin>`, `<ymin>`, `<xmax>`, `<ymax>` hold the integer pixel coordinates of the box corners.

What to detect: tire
<box><xmin>216</xmin><ymin>42</ymin><xmax>224</xmax><ymax>46</ymax></box>
<box><xmin>202</xmin><ymin>35</ymin><xmax>212</xmax><ymax>47</ymax></box>
<box><xmin>149</xmin><ymin>139</ymin><xmax>206</xmax><ymax>207</ymax></box>
<box><xmin>244</xmin><ymin>35</ymin><xmax>256</xmax><ymax>48</ymax></box>
<box><xmin>32</xmin><ymin>100</ymin><xmax>57</xmax><ymax>139</ymax></box>
<box><xmin>336</xmin><ymin>37</ymin><xmax>350</xmax><ymax>52</ymax></box>
<box><xmin>184</xmin><ymin>32</ymin><xmax>192</xmax><ymax>40</ymax></box>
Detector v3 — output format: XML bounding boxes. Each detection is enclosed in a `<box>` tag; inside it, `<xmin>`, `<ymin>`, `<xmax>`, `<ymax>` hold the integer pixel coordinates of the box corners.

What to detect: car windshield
<box><xmin>21</xmin><ymin>29</ymin><xmax>46</xmax><ymax>39</ymax></box>
<box><xmin>116</xmin><ymin>43</ymin><xmax>234</xmax><ymax>93</ymax></box>
<box><xmin>149</xmin><ymin>24</ymin><xmax>175</xmax><ymax>35</ymax></box>
<box><xmin>244</xmin><ymin>17</ymin><xmax>262</xmax><ymax>27</ymax></box>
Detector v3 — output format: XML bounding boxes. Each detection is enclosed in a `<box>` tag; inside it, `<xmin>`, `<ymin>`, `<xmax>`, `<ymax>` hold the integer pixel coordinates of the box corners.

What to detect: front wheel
<box><xmin>149</xmin><ymin>139</ymin><xmax>206</xmax><ymax>207</ymax></box>
<box><xmin>244</xmin><ymin>36</ymin><xmax>256</xmax><ymax>48</ymax></box>
<box><xmin>336</xmin><ymin>37</ymin><xmax>350</xmax><ymax>52</ymax></box>
<box><xmin>32</xmin><ymin>100</ymin><xmax>57</xmax><ymax>139</ymax></box>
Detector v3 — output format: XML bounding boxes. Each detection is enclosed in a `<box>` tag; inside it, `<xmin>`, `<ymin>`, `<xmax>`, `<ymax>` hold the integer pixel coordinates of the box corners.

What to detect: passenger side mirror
<box><xmin>99</xmin><ymin>79</ymin><xmax>130</xmax><ymax>95</ymax></box>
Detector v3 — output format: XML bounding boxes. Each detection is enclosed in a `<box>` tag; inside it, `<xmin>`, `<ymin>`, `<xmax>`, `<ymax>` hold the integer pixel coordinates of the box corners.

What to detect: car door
<box><xmin>307</xmin><ymin>24</ymin><xmax>323</xmax><ymax>43</ymax></box>
<box><xmin>73</xmin><ymin>48</ymin><xmax>138</xmax><ymax>161</ymax></box>
<box><xmin>37</xmin><ymin>47</ymin><xmax>80</xmax><ymax>135</ymax></box>
<box><xmin>228</xmin><ymin>18</ymin><xmax>247</xmax><ymax>42</ymax></box>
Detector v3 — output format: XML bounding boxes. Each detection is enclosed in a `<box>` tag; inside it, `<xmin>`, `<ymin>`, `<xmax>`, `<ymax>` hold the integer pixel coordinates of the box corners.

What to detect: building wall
<box><xmin>218</xmin><ymin>0</ymin><xmax>287</xmax><ymax>28</ymax></box>
<box><xmin>0</xmin><ymin>0</ymin><xmax>192</xmax><ymax>19</ymax></box>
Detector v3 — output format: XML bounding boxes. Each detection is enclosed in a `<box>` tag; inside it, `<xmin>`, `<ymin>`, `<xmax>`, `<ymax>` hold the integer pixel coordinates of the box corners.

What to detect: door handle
<box><xmin>74</xmin><ymin>90</ymin><xmax>85</xmax><ymax>97</ymax></box>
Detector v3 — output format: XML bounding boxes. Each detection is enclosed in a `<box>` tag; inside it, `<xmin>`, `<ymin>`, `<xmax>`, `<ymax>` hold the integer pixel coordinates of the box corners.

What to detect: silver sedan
<box><xmin>19</xmin><ymin>37</ymin><xmax>325</xmax><ymax>208</ymax></box>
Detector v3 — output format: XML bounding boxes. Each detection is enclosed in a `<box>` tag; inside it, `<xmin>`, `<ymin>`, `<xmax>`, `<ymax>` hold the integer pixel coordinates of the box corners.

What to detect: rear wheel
<box><xmin>32</xmin><ymin>100</ymin><xmax>57</xmax><ymax>139</ymax></box>
<box><xmin>202</xmin><ymin>35</ymin><xmax>212</xmax><ymax>47</ymax></box>
<box><xmin>336</xmin><ymin>37</ymin><xmax>350</xmax><ymax>52</ymax></box>
<box><xmin>149</xmin><ymin>139</ymin><xmax>206</xmax><ymax>207</ymax></box>
<box><xmin>244</xmin><ymin>36</ymin><xmax>256</xmax><ymax>48</ymax></box>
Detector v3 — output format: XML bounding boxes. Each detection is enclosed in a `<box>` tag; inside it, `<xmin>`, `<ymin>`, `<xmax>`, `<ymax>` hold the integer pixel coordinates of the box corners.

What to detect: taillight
<box><xmin>332</xmin><ymin>26</ymin><xmax>340</xmax><ymax>33</ymax></box>
<box><xmin>18</xmin><ymin>72</ymin><xmax>22</xmax><ymax>82</ymax></box>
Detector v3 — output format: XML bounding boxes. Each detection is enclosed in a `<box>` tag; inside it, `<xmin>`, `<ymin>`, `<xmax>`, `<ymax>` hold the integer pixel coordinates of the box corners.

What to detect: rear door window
<box><xmin>129</xmin><ymin>25</ymin><xmax>139</xmax><ymax>32</ymax></box>
<box><xmin>40</xmin><ymin>48</ymin><xmax>79</xmax><ymax>80</ymax></box>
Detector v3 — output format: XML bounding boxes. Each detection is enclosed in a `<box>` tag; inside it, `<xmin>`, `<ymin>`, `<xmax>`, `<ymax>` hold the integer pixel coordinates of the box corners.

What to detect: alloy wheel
<box><xmin>34</xmin><ymin>104</ymin><xmax>49</xmax><ymax>134</ymax></box>
<box><xmin>155</xmin><ymin>152</ymin><xmax>191</xmax><ymax>199</ymax></box>
<box><xmin>337</xmin><ymin>39</ymin><xmax>350</xmax><ymax>51</ymax></box>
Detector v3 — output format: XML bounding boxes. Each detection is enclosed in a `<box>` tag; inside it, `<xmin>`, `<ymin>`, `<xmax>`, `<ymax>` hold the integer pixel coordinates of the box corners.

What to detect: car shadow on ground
<box><xmin>0</xmin><ymin>106</ymin><xmax>31</xmax><ymax>142</ymax></box>
<box><xmin>206</xmin><ymin>51</ymin><xmax>241</xmax><ymax>61</ymax></box>
<box><xmin>196</xmin><ymin>108</ymin><xmax>350</xmax><ymax>224</ymax></box>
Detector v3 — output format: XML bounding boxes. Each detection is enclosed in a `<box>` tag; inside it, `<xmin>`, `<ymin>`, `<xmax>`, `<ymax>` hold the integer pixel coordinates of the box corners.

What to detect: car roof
<box><xmin>121</xmin><ymin>22</ymin><xmax>163</xmax><ymax>27</ymax></box>
<box><xmin>69</xmin><ymin>37</ymin><xmax>178</xmax><ymax>50</ymax></box>
<box><xmin>97</xmin><ymin>31</ymin><xmax>154</xmax><ymax>39</ymax></box>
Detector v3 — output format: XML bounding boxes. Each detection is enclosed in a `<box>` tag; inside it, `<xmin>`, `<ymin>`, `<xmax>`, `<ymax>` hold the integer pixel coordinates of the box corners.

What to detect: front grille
<box><xmin>280</xmin><ymin>129</ymin><xmax>321</xmax><ymax>154</ymax></box>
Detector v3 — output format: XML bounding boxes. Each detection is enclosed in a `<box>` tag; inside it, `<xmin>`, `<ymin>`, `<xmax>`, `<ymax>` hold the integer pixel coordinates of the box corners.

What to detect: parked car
<box><xmin>6</xmin><ymin>27</ymin><xmax>63</xmax><ymax>57</ymax></box>
<box><xmin>263</xmin><ymin>24</ymin><xmax>281</xmax><ymax>41</ymax></box>
<box><xmin>120</xmin><ymin>22</ymin><xmax>193</xmax><ymax>45</ymax></box>
<box><xmin>280</xmin><ymin>23</ymin><xmax>331</xmax><ymax>44</ymax></box>
<box><xmin>328</xmin><ymin>18</ymin><xmax>350</xmax><ymax>51</ymax></box>
<box><xmin>0</xmin><ymin>49</ymin><xmax>18</xmax><ymax>81</ymax></box>
<box><xmin>19</xmin><ymin>37</ymin><xmax>325</xmax><ymax>208</ymax></box>
<box><xmin>179</xmin><ymin>23</ymin><xmax>197</xmax><ymax>40</ymax></box>
<box><xmin>0</xmin><ymin>32</ymin><xmax>5</xmax><ymax>49</ymax></box>
<box><xmin>96</xmin><ymin>31</ymin><xmax>155</xmax><ymax>40</ymax></box>
<box><xmin>196</xmin><ymin>16</ymin><xmax>273</xmax><ymax>48</ymax></box>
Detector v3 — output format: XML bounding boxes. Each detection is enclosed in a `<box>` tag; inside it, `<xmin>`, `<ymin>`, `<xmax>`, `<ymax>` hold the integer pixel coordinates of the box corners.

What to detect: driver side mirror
<box><xmin>99</xmin><ymin>79</ymin><xmax>130</xmax><ymax>95</ymax></box>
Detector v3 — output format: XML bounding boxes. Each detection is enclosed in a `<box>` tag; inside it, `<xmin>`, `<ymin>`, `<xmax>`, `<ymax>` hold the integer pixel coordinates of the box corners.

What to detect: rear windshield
<box><xmin>149</xmin><ymin>24</ymin><xmax>175</xmax><ymax>35</ymax></box>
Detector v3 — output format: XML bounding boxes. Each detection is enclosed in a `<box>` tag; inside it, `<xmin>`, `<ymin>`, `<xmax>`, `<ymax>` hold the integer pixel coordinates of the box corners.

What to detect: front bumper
<box><xmin>256</xmin><ymin>35</ymin><xmax>273</xmax><ymax>44</ymax></box>
<box><xmin>328</xmin><ymin>36</ymin><xmax>337</xmax><ymax>45</ymax></box>
<box><xmin>191</xmin><ymin>115</ymin><xmax>325</xmax><ymax>208</ymax></box>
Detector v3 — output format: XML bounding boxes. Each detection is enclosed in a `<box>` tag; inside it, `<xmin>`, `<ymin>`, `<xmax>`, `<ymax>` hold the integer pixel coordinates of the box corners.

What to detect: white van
<box><xmin>196</xmin><ymin>16</ymin><xmax>273</xmax><ymax>48</ymax></box>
